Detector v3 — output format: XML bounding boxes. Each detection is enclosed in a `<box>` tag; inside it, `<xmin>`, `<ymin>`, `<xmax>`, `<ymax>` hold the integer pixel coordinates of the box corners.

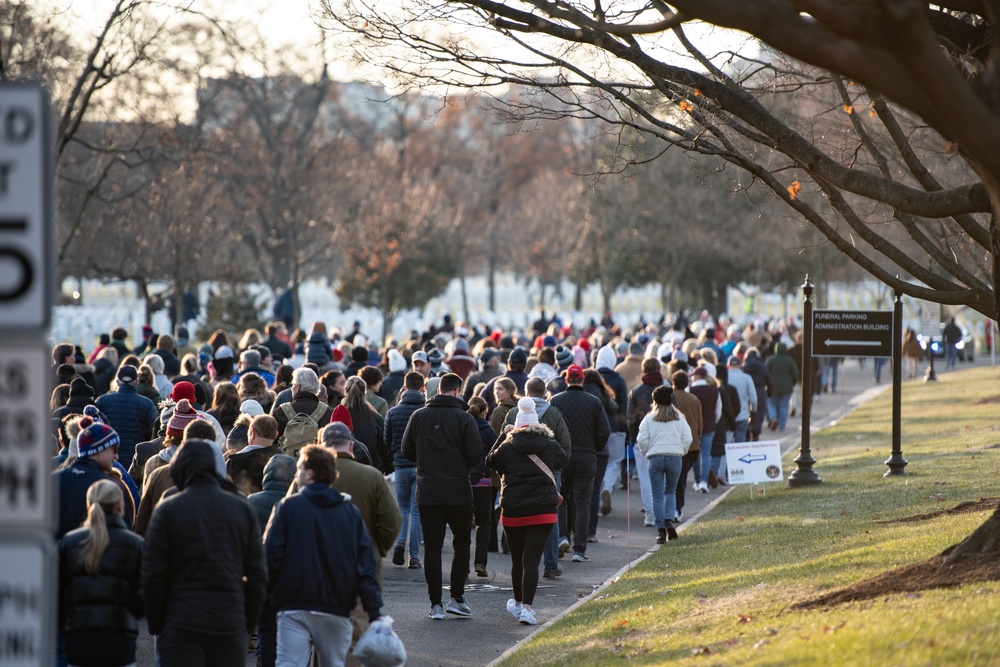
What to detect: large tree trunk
<box><xmin>942</xmin><ymin>506</ymin><xmax>1000</xmax><ymax>568</ymax></box>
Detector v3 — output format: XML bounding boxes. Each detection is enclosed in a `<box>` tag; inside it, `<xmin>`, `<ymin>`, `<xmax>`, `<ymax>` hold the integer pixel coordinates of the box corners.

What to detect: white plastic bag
<box><xmin>352</xmin><ymin>615</ymin><xmax>407</xmax><ymax>667</ymax></box>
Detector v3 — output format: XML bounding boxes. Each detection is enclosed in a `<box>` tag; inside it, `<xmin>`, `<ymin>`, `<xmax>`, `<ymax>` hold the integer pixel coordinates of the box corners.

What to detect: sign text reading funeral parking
<box><xmin>812</xmin><ymin>310</ymin><xmax>894</xmax><ymax>358</ymax></box>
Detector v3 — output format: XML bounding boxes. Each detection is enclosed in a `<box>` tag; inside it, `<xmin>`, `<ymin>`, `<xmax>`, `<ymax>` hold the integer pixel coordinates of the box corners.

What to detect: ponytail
<box><xmin>81</xmin><ymin>479</ymin><xmax>122</xmax><ymax>576</ymax></box>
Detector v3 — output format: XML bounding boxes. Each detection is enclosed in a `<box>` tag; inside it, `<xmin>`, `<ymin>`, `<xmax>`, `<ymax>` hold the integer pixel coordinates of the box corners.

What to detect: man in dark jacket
<box><xmin>226</xmin><ymin>414</ymin><xmax>281</xmax><ymax>496</ymax></box>
<box><xmin>401</xmin><ymin>373</ymin><xmax>481</xmax><ymax>620</ymax></box>
<box><xmin>261</xmin><ymin>322</ymin><xmax>293</xmax><ymax>365</ymax></box>
<box><xmin>95</xmin><ymin>365</ymin><xmax>158</xmax><ymax>476</ymax></box>
<box><xmin>142</xmin><ymin>439</ymin><xmax>267</xmax><ymax>667</ymax></box>
<box><xmin>550</xmin><ymin>365</ymin><xmax>611</xmax><ymax>562</ymax></box>
<box><xmin>385</xmin><ymin>372</ymin><xmax>426</xmax><ymax>569</ymax></box>
<box><xmin>264</xmin><ymin>445</ymin><xmax>382</xmax><ymax>666</ymax></box>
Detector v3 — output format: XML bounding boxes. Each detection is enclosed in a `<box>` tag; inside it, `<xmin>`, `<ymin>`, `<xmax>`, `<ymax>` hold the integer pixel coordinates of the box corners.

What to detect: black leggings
<box><xmin>504</xmin><ymin>523</ymin><xmax>553</xmax><ymax>606</ymax></box>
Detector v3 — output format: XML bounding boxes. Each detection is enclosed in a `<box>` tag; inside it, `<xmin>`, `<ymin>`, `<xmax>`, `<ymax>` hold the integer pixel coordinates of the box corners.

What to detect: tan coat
<box><xmin>615</xmin><ymin>355</ymin><xmax>645</xmax><ymax>391</ymax></box>
<box><xmin>674</xmin><ymin>389</ymin><xmax>704</xmax><ymax>452</ymax></box>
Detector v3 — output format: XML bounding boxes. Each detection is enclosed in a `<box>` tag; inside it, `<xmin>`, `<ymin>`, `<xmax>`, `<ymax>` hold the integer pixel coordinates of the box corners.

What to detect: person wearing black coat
<box><xmin>58</xmin><ymin>478</ymin><xmax>144</xmax><ymax>667</ymax></box>
<box><xmin>550</xmin><ymin>367</ymin><xmax>611</xmax><ymax>560</ymax></box>
<box><xmin>401</xmin><ymin>373</ymin><xmax>481</xmax><ymax>617</ymax></box>
<box><xmin>742</xmin><ymin>349</ymin><xmax>771</xmax><ymax>441</ymax></box>
<box><xmin>53</xmin><ymin>378</ymin><xmax>108</xmax><ymax>421</ymax></box>
<box><xmin>141</xmin><ymin>439</ymin><xmax>267</xmax><ymax>667</ymax></box>
<box><xmin>486</xmin><ymin>397</ymin><xmax>566</xmax><ymax>626</ymax></box>
<box><xmin>710</xmin><ymin>365</ymin><xmax>739</xmax><ymax>486</ymax></box>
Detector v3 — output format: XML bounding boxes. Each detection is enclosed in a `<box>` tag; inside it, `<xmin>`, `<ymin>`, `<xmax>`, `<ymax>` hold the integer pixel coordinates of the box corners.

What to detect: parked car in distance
<box><xmin>919</xmin><ymin>326</ymin><xmax>975</xmax><ymax>362</ymax></box>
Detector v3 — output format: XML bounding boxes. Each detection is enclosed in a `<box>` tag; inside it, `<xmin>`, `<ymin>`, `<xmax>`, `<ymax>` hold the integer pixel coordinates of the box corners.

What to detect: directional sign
<box><xmin>725</xmin><ymin>440</ymin><xmax>783</xmax><ymax>484</ymax></box>
<box><xmin>0</xmin><ymin>341</ymin><xmax>52</xmax><ymax>529</ymax></box>
<box><xmin>0</xmin><ymin>539</ymin><xmax>56</xmax><ymax>667</ymax></box>
<box><xmin>812</xmin><ymin>309</ymin><xmax>894</xmax><ymax>358</ymax></box>
<box><xmin>0</xmin><ymin>84</ymin><xmax>52</xmax><ymax>332</ymax></box>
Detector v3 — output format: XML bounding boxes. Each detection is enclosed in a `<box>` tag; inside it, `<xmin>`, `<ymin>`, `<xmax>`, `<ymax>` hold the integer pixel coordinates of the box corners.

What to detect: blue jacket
<box><xmin>264</xmin><ymin>483</ymin><xmax>382</xmax><ymax>621</ymax></box>
<box><xmin>95</xmin><ymin>385</ymin><xmax>158</xmax><ymax>465</ymax></box>
<box><xmin>385</xmin><ymin>390</ymin><xmax>424</xmax><ymax>469</ymax></box>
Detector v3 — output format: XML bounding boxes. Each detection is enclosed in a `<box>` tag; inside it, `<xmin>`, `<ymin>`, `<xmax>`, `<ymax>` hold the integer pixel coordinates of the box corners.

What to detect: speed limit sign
<box><xmin>0</xmin><ymin>84</ymin><xmax>52</xmax><ymax>332</ymax></box>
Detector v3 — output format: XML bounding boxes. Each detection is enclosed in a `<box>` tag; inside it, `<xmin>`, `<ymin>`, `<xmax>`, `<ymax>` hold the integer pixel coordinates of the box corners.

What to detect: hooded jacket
<box><xmin>141</xmin><ymin>440</ymin><xmax>266</xmax><ymax>636</ymax></box>
<box><xmin>401</xmin><ymin>394</ymin><xmax>481</xmax><ymax>506</ymax></box>
<box><xmin>596</xmin><ymin>346</ymin><xmax>629</xmax><ymax>432</ymax></box>
<box><xmin>487</xmin><ymin>424</ymin><xmax>567</xmax><ymax>519</ymax></box>
<box><xmin>265</xmin><ymin>482</ymin><xmax>382</xmax><ymax>621</ymax></box>
<box><xmin>247</xmin><ymin>455</ymin><xmax>294</xmax><ymax>530</ymax></box>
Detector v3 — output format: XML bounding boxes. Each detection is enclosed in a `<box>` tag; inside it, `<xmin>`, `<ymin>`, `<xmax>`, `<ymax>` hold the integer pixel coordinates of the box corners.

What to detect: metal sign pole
<box><xmin>885</xmin><ymin>289</ymin><xmax>907</xmax><ymax>476</ymax></box>
<box><xmin>789</xmin><ymin>275</ymin><xmax>822</xmax><ymax>487</ymax></box>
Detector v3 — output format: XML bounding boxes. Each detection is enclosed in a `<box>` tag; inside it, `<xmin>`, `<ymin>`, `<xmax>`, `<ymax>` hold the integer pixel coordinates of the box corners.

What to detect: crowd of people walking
<box><xmin>49</xmin><ymin>309</ymin><xmax>945</xmax><ymax>666</ymax></box>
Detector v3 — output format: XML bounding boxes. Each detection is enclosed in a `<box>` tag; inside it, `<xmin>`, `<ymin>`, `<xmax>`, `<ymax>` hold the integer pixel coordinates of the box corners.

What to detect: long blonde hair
<box><xmin>81</xmin><ymin>479</ymin><xmax>123</xmax><ymax>576</ymax></box>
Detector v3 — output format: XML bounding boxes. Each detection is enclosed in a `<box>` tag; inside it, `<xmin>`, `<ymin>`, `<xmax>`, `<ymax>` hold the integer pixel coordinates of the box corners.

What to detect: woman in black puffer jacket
<box><xmin>487</xmin><ymin>397</ymin><xmax>566</xmax><ymax>627</ymax></box>
<box><xmin>58</xmin><ymin>479</ymin><xmax>144</xmax><ymax>667</ymax></box>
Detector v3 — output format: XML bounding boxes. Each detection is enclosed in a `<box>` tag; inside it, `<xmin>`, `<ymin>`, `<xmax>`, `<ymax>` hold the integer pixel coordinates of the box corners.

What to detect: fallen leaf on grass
<box><xmin>738</xmin><ymin>614</ymin><xmax>753</xmax><ymax>624</ymax></box>
<box><xmin>617</xmin><ymin>620</ymin><xmax>629</xmax><ymax>628</ymax></box>
<box><xmin>824</xmin><ymin>621</ymin><xmax>847</xmax><ymax>633</ymax></box>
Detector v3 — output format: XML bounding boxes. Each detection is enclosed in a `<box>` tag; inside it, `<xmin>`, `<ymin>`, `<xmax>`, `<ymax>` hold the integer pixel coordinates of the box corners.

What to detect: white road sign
<box><xmin>920</xmin><ymin>301</ymin><xmax>942</xmax><ymax>339</ymax></box>
<box><xmin>725</xmin><ymin>440</ymin><xmax>784</xmax><ymax>484</ymax></box>
<box><xmin>0</xmin><ymin>84</ymin><xmax>52</xmax><ymax>332</ymax></box>
<box><xmin>0</xmin><ymin>539</ymin><xmax>55</xmax><ymax>667</ymax></box>
<box><xmin>0</xmin><ymin>342</ymin><xmax>52</xmax><ymax>529</ymax></box>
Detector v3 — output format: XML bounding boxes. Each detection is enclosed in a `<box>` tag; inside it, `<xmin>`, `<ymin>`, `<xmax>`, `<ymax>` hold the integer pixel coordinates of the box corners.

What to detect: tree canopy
<box><xmin>321</xmin><ymin>1</ymin><xmax>998</xmax><ymax>320</ymax></box>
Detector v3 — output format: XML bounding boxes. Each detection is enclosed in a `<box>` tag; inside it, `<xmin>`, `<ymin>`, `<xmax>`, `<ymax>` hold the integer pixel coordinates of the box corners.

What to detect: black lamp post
<box><xmin>788</xmin><ymin>275</ymin><xmax>822</xmax><ymax>487</ymax></box>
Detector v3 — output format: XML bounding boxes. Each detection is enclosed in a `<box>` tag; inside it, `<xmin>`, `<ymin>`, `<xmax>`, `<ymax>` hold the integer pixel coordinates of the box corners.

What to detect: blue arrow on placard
<box><xmin>738</xmin><ymin>454</ymin><xmax>767</xmax><ymax>464</ymax></box>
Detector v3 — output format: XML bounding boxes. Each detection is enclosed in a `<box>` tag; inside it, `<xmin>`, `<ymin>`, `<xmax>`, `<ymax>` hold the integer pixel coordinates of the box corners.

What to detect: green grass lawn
<box><xmin>500</xmin><ymin>366</ymin><xmax>1000</xmax><ymax>666</ymax></box>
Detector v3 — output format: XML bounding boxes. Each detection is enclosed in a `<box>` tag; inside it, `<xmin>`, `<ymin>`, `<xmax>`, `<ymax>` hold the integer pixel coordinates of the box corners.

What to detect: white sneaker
<box><xmin>519</xmin><ymin>608</ymin><xmax>537</xmax><ymax>625</ymax></box>
<box><xmin>506</xmin><ymin>599</ymin><xmax>523</xmax><ymax>619</ymax></box>
<box><xmin>699</xmin><ymin>481</ymin><xmax>709</xmax><ymax>493</ymax></box>
<box><xmin>644</xmin><ymin>512</ymin><xmax>655</xmax><ymax>527</ymax></box>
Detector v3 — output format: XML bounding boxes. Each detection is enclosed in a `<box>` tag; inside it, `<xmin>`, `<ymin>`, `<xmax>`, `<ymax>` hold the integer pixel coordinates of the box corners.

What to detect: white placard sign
<box><xmin>0</xmin><ymin>540</ymin><xmax>55</xmax><ymax>667</ymax></box>
<box><xmin>725</xmin><ymin>440</ymin><xmax>784</xmax><ymax>484</ymax></box>
<box><xmin>0</xmin><ymin>342</ymin><xmax>52</xmax><ymax>528</ymax></box>
<box><xmin>920</xmin><ymin>301</ymin><xmax>942</xmax><ymax>339</ymax></box>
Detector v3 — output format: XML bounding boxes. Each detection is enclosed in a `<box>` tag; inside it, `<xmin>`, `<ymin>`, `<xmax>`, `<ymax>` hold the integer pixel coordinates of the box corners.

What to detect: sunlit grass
<box><xmin>499</xmin><ymin>366</ymin><xmax>1000</xmax><ymax>666</ymax></box>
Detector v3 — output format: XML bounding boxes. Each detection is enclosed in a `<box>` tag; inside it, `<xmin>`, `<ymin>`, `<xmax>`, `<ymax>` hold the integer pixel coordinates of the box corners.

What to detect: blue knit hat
<box><xmin>77</xmin><ymin>418</ymin><xmax>119</xmax><ymax>458</ymax></box>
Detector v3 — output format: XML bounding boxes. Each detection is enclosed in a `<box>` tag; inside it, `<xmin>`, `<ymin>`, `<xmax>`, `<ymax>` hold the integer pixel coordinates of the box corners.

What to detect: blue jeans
<box><xmin>601</xmin><ymin>433</ymin><xmax>626</xmax><ymax>493</ymax></box>
<box><xmin>873</xmin><ymin>357</ymin><xmax>888</xmax><ymax>382</ymax></box>
<box><xmin>945</xmin><ymin>344</ymin><xmax>958</xmax><ymax>368</ymax></box>
<box><xmin>699</xmin><ymin>433</ymin><xmax>713</xmax><ymax>482</ymax></box>
<box><xmin>394</xmin><ymin>467</ymin><xmax>421</xmax><ymax>560</ymax></box>
<box><xmin>768</xmin><ymin>393</ymin><xmax>792</xmax><ymax>430</ymax></box>
<box><xmin>647</xmin><ymin>455</ymin><xmax>682</xmax><ymax>529</ymax></box>
<box><xmin>734</xmin><ymin>419</ymin><xmax>749</xmax><ymax>444</ymax></box>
